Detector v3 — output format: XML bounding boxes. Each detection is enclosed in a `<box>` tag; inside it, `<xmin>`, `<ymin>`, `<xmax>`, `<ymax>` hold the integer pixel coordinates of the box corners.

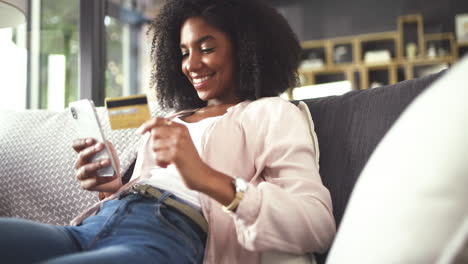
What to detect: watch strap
<box><xmin>222</xmin><ymin>177</ymin><xmax>248</xmax><ymax>212</ymax></box>
<box><xmin>223</xmin><ymin>191</ymin><xmax>245</xmax><ymax>212</ymax></box>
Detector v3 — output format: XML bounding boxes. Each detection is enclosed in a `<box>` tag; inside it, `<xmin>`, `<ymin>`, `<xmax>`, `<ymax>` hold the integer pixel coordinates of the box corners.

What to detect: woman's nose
<box><xmin>185</xmin><ymin>53</ymin><xmax>202</xmax><ymax>72</ymax></box>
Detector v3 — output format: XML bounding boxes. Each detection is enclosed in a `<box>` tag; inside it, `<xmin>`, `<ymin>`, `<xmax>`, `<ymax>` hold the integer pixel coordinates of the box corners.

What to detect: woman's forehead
<box><xmin>180</xmin><ymin>17</ymin><xmax>228</xmax><ymax>45</ymax></box>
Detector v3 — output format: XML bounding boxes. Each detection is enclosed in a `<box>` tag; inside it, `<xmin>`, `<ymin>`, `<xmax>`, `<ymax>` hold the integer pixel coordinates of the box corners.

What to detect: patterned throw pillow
<box><xmin>0</xmin><ymin>104</ymin><xmax>163</xmax><ymax>225</ymax></box>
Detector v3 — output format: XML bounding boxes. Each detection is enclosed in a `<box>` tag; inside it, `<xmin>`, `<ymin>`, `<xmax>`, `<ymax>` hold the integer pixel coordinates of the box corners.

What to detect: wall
<box><xmin>271</xmin><ymin>0</ymin><xmax>468</xmax><ymax>41</ymax></box>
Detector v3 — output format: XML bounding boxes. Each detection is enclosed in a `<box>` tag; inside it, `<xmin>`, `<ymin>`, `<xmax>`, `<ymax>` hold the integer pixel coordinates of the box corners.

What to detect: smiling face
<box><xmin>180</xmin><ymin>17</ymin><xmax>239</xmax><ymax>106</ymax></box>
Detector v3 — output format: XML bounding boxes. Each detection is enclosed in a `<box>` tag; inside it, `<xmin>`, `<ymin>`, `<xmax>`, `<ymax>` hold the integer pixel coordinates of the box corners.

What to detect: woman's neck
<box><xmin>205</xmin><ymin>94</ymin><xmax>241</xmax><ymax>108</ymax></box>
<box><xmin>197</xmin><ymin>103</ymin><xmax>236</xmax><ymax>113</ymax></box>
<box><xmin>181</xmin><ymin>101</ymin><xmax>240</xmax><ymax>123</ymax></box>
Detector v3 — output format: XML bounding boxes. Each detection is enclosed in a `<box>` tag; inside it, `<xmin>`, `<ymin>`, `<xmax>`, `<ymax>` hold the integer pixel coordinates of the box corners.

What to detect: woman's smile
<box><xmin>191</xmin><ymin>73</ymin><xmax>216</xmax><ymax>89</ymax></box>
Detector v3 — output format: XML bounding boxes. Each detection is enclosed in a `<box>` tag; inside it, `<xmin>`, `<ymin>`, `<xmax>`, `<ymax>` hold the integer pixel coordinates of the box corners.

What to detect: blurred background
<box><xmin>1</xmin><ymin>0</ymin><xmax>468</xmax><ymax>110</ymax></box>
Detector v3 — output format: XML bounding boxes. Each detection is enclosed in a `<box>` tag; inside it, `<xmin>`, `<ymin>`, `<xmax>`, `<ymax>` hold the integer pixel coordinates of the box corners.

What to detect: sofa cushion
<box><xmin>325</xmin><ymin>55</ymin><xmax>468</xmax><ymax>263</ymax></box>
<box><xmin>303</xmin><ymin>73</ymin><xmax>444</xmax><ymax>264</ymax></box>
<box><xmin>0</xmin><ymin>106</ymin><xmax>152</xmax><ymax>225</ymax></box>
<box><xmin>301</xmin><ymin>71</ymin><xmax>443</xmax><ymax>229</ymax></box>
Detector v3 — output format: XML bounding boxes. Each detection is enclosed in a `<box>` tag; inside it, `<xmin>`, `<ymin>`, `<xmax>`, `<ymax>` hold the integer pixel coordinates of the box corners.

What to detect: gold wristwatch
<box><xmin>223</xmin><ymin>177</ymin><xmax>248</xmax><ymax>212</ymax></box>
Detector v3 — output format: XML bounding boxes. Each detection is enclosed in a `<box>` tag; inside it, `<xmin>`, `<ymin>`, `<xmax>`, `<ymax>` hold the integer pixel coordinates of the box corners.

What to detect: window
<box><xmin>104</xmin><ymin>0</ymin><xmax>152</xmax><ymax>99</ymax></box>
<box><xmin>0</xmin><ymin>24</ymin><xmax>27</xmax><ymax>110</ymax></box>
<box><xmin>30</xmin><ymin>0</ymin><xmax>80</xmax><ymax>110</ymax></box>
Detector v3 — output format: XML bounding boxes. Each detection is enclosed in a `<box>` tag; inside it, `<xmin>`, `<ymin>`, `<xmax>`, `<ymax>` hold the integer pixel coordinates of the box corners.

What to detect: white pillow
<box><xmin>326</xmin><ymin>56</ymin><xmax>468</xmax><ymax>263</ymax></box>
<box><xmin>437</xmin><ymin>216</ymin><xmax>468</xmax><ymax>263</ymax></box>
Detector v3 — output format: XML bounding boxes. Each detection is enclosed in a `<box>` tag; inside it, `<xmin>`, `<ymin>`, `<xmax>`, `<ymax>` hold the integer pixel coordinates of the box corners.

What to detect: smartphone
<box><xmin>69</xmin><ymin>99</ymin><xmax>117</xmax><ymax>177</ymax></box>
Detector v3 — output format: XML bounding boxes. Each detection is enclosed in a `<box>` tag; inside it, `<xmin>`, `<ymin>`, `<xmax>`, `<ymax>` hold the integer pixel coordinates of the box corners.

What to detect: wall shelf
<box><xmin>298</xmin><ymin>13</ymin><xmax>461</xmax><ymax>93</ymax></box>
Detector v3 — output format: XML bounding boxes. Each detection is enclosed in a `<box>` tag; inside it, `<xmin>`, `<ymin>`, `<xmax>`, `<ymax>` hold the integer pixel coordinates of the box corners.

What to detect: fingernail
<box><xmin>95</xmin><ymin>143</ymin><xmax>103</xmax><ymax>151</ymax></box>
<box><xmin>135</xmin><ymin>127</ymin><xmax>143</xmax><ymax>135</ymax></box>
<box><xmin>85</xmin><ymin>138</ymin><xmax>93</xmax><ymax>145</ymax></box>
<box><xmin>100</xmin><ymin>160</ymin><xmax>109</xmax><ymax>166</ymax></box>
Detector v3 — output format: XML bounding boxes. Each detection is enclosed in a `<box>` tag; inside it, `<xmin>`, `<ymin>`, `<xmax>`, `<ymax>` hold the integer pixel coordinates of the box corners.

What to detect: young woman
<box><xmin>0</xmin><ymin>0</ymin><xmax>335</xmax><ymax>263</ymax></box>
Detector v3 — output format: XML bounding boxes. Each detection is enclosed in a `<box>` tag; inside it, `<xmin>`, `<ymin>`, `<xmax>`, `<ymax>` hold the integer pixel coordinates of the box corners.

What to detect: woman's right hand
<box><xmin>72</xmin><ymin>138</ymin><xmax>122</xmax><ymax>194</ymax></box>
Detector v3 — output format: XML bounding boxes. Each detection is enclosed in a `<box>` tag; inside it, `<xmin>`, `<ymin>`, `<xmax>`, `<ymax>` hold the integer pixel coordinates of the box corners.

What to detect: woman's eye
<box><xmin>201</xmin><ymin>48</ymin><xmax>214</xmax><ymax>54</ymax></box>
<box><xmin>181</xmin><ymin>52</ymin><xmax>189</xmax><ymax>58</ymax></box>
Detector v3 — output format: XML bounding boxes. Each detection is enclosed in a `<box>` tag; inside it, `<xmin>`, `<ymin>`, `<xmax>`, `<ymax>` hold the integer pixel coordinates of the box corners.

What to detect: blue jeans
<box><xmin>0</xmin><ymin>192</ymin><xmax>206</xmax><ymax>264</ymax></box>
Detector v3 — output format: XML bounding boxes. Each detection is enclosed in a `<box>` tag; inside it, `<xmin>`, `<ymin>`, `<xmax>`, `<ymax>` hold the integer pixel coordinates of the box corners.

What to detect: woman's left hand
<box><xmin>136</xmin><ymin>117</ymin><xmax>210</xmax><ymax>191</ymax></box>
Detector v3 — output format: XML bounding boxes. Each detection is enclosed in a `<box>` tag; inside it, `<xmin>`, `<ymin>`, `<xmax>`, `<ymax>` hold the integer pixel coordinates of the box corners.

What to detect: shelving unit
<box><xmin>360</xmin><ymin>62</ymin><xmax>398</xmax><ymax>90</ymax></box>
<box><xmin>357</xmin><ymin>31</ymin><xmax>399</xmax><ymax>64</ymax></box>
<box><xmin>397</xmin><ymin>14</ymin><xmax>424</xmax><ymax>58</ymax></box>
<box><xmin>297</xmin><ymin>14</ymin><xmax>463</xmax><ymax>93</ymax></box>
<box><xmin>424</xmin><ymin>33</ymin><xmax>456</xmax><ymax>58</ymax></box>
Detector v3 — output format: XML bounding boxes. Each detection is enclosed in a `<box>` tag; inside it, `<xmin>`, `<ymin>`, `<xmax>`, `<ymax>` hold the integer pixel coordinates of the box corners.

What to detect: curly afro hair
<box><xmin>149</xmin><ymin>0</ymin><xmax>302</xmax><ymax>111</ymax></box>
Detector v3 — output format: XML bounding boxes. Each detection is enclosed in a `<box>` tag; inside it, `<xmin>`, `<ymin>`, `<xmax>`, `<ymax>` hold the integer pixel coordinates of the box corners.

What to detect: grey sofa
<box><xmin>304</xmin><ymin>71</ymin><xmax>442</xmax><ymax>232</ymax></box>
<box><xmin>298</xmin><ymin>71</ymin><xmax>443</xmax><ymax>262</ymax></box>
<box><xmin>0</xmin><ymin>71</ymin><xmax>442</xmax><ymax>263</ymax></box>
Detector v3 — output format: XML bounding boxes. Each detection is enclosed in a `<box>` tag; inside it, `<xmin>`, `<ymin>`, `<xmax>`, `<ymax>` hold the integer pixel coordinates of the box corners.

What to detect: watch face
<box><xmin>235</xmin><ymin>177</ymin><xmax>249</xmax><ymax>192</ymax></box>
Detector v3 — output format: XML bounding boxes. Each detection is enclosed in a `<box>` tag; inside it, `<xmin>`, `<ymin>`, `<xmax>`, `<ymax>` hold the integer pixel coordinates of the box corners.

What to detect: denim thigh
<box><xmin>62</xmin><ymin>193</ymin><xmax>206</xmax><ymax>264</ymax></box>
<box><xmin>0</xmin><ymin>217</ymin><xmax>80</xmax><ymax>264</ymax></box>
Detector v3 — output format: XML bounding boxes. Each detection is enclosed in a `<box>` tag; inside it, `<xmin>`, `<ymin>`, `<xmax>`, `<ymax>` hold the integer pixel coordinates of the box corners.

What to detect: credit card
<box><xmin>105</xmin><ymin>94</ymin><xmax>151</xmax><ymax>130</ymax></box>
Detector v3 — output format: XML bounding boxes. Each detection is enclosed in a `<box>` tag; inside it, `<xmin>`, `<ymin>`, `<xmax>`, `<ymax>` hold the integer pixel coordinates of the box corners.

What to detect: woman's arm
<box><xmin>136</xmin><ymin>117</ymin><xmax>237</xmax><ymax>205</ymax></box>
<box><xmin>227</xmin><ymin>98</ymin><xmax>336</xmax><ymax>254</ymax></box>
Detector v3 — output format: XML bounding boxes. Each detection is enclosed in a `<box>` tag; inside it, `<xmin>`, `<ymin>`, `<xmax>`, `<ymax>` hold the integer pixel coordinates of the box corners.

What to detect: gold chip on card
<box><xmin>105</xmin><ymin>94</ymin><xmax>151</xmax><ymax>130</ymax></box>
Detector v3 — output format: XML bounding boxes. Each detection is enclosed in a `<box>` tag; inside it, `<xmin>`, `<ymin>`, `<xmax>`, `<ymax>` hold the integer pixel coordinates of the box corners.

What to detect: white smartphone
<box><xmin>69</xmin><ymin>99</ymin><xmax>117</xmax><ymax>177</ymax></box>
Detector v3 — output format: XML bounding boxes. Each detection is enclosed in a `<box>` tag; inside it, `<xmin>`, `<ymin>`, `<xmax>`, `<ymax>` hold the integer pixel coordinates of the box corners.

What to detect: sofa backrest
<box><xmin>301</xmin><ymin>72</ymin><xmax>443</xmax><ymax>231</ymax></box>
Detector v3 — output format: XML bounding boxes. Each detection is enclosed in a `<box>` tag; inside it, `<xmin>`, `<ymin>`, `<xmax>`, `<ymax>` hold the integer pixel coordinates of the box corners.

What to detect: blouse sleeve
<box><xmin>227</xmin><ymin>98</ymin><xmax>336</xmax><ymax>254</ymax></box>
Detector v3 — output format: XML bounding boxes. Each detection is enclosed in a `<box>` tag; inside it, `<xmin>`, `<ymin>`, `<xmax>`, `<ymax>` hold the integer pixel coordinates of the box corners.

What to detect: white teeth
<box><xmin>192</xmin><ymin>76</ymin><xmax>210</xmax><ymax>84</ymax></box>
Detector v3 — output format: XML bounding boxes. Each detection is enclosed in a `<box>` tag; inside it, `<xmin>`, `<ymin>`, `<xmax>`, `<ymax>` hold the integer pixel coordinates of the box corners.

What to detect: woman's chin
<box><xmin>195</xmin><ymin>90</ymin><xmax>212</xmax><ymax>101</ymax></box>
